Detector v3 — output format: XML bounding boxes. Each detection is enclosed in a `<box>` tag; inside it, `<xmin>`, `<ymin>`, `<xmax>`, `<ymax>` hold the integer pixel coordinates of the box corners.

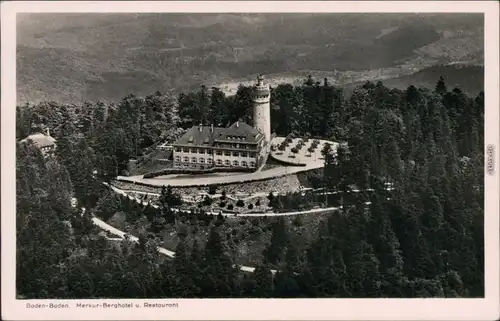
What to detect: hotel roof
<box><xmin>173</xmin><ymin>121</ymin><xmax>262</xmax><ymax>146</ymax></box>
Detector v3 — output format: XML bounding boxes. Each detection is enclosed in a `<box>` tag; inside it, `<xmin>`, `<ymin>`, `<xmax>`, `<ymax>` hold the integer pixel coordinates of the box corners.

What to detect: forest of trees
<box><xmin>16</xmin><ymin>75</ymin><xmax>484</xmax><ymax>298</ymax></box>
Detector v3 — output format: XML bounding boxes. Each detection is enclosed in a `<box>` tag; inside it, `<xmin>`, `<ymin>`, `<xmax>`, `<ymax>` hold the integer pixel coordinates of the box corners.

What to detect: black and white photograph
<box><xmin>2</xmin><ymin>1</ymin><xmax>499</xmax><ymax>320</ymax></box>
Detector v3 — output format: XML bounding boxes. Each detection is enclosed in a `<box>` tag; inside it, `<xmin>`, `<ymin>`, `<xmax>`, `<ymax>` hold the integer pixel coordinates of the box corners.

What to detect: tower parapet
<box><xmin>252</xmin><ymin>74</ymin><xmax>271</xmax><ymax>141</ymax></box>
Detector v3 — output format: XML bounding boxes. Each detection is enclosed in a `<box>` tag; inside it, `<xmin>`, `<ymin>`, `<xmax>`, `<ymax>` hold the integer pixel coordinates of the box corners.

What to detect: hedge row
<box><xmin>268</xmin><ymin>154</ymin><xmax>308</xmax><ymax>167</ymax></box>
<box><xmin>143</xmin><ymin>166</ymin><xmax>255</xmax><ymax>178</ymax></box>
<box><xmin>118</xmin><ymin>166</ymin><xmax>308</xmax><ymax>190</ymax></box>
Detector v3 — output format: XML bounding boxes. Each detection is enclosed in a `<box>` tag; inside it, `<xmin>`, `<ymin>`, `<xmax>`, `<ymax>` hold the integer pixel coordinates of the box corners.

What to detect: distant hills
<box><xmin>17</xmin><ymin>13</ymin><xmax>484</xmax><ymax>104</ymax></box>
<box><xmin>341</xmin><ymin>64</ymin><xmax>484</xmax><ymax>98</ymax></box>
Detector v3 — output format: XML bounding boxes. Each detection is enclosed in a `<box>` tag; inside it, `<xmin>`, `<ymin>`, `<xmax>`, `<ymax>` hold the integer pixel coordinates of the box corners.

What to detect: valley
<box><xmin>17</xmin><ymin>13</ymin><xmax>483</xmax><ymax>104</ymax></box>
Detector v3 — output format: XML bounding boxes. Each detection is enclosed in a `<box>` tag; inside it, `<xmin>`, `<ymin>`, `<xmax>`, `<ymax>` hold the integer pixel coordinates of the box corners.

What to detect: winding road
<box><xmin>91</xmin><ymin>215</ymin><xmax>269</xmax><ymax>273</ymax></box>
<box><xmin>106</xmin><ymin>182</ymin><xmax>362</xmax><ymax>217</ymax></box>
<box><xmin>94</xmin><ymin>183</ymin><xmax>344</xmax><ymax>274</ymax></box>
<box><xmin>92</xmin><ymin>181</ymin><xmax>391</xmax><ymax>274</ymax></box>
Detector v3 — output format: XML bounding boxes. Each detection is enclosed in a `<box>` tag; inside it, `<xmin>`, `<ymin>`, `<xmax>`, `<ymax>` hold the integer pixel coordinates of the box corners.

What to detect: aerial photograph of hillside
<box><xmin>13</xmin><ymin>8</ymin><xmax>489</xmax><ymax>314</ymax></box>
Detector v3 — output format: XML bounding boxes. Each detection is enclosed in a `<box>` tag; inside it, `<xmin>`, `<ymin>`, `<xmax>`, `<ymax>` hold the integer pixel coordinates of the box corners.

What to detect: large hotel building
<box><xmin>172</xmin><ymin>74</ymin><xmax>271</xmax><ymax>171</ymax></box>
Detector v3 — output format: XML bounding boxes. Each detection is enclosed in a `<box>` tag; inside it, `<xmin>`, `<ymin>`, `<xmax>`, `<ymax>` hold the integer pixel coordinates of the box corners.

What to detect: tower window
<box><xmin>192</xmin><ymin>157</ymin><xmax>197</xmax><ymax>163</ymax></box>
<box><xmin>217</xmin><ymin>159</ymin><xmax>222</xmax><ymax>165</ymax></box>
<box><xmin>233</xmin><ymin>160</ymin><xmax>239</xmax><ymax>166</ymax></box>
<box><xmin>225</xmin><ymin>160</ymin><xmax>231</xmax><ymax>166</ymax></box>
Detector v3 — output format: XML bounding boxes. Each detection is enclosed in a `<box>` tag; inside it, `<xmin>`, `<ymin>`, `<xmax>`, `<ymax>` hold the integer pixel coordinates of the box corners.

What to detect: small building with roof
<box><xmin>20</xmin><ymin>129</ymin><xmax>57</xmax><ymax>157</ymax></box>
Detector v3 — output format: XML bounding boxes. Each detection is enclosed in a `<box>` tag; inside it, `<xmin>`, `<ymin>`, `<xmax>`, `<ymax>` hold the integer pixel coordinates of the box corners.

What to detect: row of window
<box><xmin>226</xmin><ymin>136</ymin><xmax>246</xmax><ymax>141</ymax></box>
<box><xmin>176</xmin><ymin>149</ymin><xmax>256</xmax><ymax>158</ymax></box>
<box><xmin>215</xmin><ymin>150</ymin><xmax>255</xmax><ymax>157</ymax></box>
<box><xmin>215</xmin><ymin>159</ymin><xmax>255</xmax><ymax>167</ymax></box>
<box><xmin>175</xmin><ymin>156</ymin><xmax>255</xmax><ymax>167</ymax></box>
<box><xmin>175</xmin><ymin>144</ymin><xmax>255</xmax><ymax>153</ymax></box>
<box><xmin>215</xmin><ymin>143</ymin><xmax>253</xmax><ymax>150</ymax></box>
<box><xmin>176</xmin><ymin>156</ymin><xmax>213</xmax><ymax>164</ymax></box>
<box><xmin>175</xmin><ymin>147</ymin><xmax>212</xmax><ymax>154</ymax></box>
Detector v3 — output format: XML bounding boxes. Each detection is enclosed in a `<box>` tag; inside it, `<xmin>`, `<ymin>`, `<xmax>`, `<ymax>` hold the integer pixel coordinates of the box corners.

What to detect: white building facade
<box><xmin>172</xmin><ymin>75</ymin><xmax>272</xmax><ymax>171</ymax></box>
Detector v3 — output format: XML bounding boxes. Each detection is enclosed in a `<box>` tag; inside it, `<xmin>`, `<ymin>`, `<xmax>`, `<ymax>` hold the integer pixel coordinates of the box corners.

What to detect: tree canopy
<box><xmin>16</xmin><ymin>75</ymin><xmax>484</xmax><ymax>298</ymax></box>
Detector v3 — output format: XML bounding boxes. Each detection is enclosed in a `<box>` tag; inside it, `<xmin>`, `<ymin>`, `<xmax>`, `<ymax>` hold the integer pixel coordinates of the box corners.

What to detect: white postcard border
<box><xmin>2</xmin><ymin>1</ymin><xmax>499</xmax><ymax>320</ymax></box>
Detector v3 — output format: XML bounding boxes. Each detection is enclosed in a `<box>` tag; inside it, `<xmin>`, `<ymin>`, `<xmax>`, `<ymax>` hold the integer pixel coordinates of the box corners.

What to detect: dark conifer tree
<box><xmin>435</xmin><ymin>76</ymin><xmax>447</xmax><ymax>95</ymax></box>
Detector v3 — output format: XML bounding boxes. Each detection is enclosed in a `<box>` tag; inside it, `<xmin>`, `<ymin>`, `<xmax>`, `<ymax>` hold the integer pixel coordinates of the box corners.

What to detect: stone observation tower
<box><xmin>253</xmin><ymin>74</ymin><xmax>271</xmax><ymax>142</ymax></box>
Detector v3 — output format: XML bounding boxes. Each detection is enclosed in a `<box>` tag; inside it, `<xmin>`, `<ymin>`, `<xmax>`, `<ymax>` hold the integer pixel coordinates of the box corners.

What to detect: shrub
<box><xmin>227</xmin><ymin>204</ymin><xmax>234</xmax><ymax>210</ymax></box>
<box><xmin>291</xmin><ymin>147</ymin><xmax>298</xmax><ymax>154</ymax></box>
<box><xmin>256</xmin><ymin>199</ymin><xmax>261</xmax><ymax>206</ymax></box>
<box><xmin>221</xmin><ymin>190</ymin><xmax>227</xmax><ymax>200</ymax></box>
<box><xmin>289</xmin><ymin>155</ymin><xmax>296</xmax><ymax>158</ymax></box>
<box><xmin>202</xmin><ymin>195</ymin><xmax>212</xmax><ymax>206</ymax></box>
<box><xmin>249</xmin><ymin>226</ymin><xmax>262</xmax><ymax>235</ymax></box>
<box><xmin>236</xmin><ymin>199</ymin><xmax>245</xmax><ymax>207</ymax></box>
<box><xmin>208</xmin><ymin>185</ymin><xmax>217</xmax><ymax>195</ymax></box>
<box><xmin>293</xmin><ymin>215</ymin><xmax>303</xmax><ymax>227</ymax></box>
<box><xmin>177</xmin><ymin>224</ymin><xmax>189</xmax><ymax>238</ymax></box>
<box><xmin>248</xmin><ymin>204</ymin><xmax>254</xmax><ymax>209</ymax></box>
<box><xmin>219</xmin><ymin>202</ymin><xmax>226</xmax><ymax>208</ymax></box>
